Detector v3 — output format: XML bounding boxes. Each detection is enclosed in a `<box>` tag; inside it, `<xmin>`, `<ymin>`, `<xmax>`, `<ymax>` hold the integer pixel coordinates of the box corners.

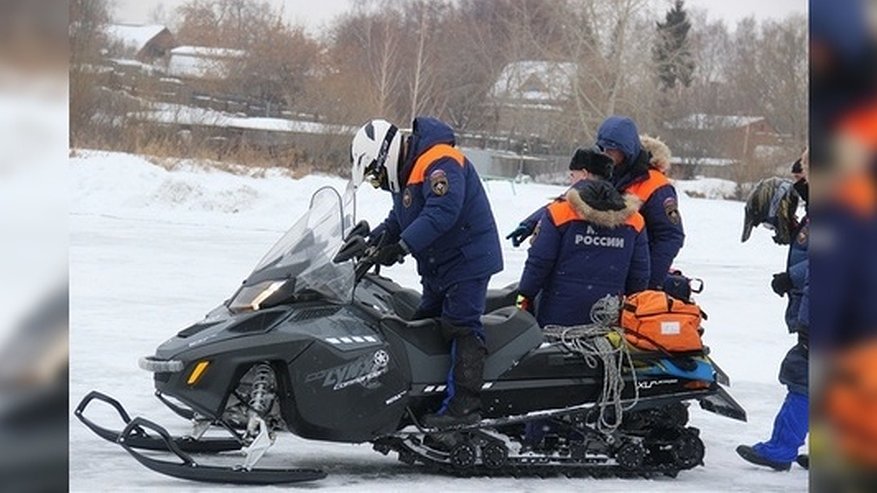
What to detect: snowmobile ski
<box><xmin>117</xmin><ymin>416</ymin><xmax>326</xmax><ymax>485</ymax></box>
<box><xmin>75</xmin><ymin>391</ymin><xmax>243</xmax><ymax>453</ymax></box>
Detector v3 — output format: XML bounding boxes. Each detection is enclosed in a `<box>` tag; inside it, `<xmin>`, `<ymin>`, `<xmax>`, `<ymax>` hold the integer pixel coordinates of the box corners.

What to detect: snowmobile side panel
<box><xmin>283</xmin><ymin>339</ymin><xmax>409</xmax><ymax>442</ymax></box>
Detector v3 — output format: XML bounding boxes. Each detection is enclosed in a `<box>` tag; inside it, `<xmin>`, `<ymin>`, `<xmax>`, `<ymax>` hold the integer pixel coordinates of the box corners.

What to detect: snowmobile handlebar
<box><xmin>334</xmin><ymin>228</ymin><xmax>386</xmax><ymax>282</ymax></box>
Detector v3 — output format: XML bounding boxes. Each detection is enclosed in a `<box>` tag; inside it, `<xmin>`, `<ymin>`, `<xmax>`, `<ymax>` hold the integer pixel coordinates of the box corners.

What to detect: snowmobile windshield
<box><xmin>227</xmin><ymin>183</ymin><xmax>356</xmax><ymax>313</ymax></box>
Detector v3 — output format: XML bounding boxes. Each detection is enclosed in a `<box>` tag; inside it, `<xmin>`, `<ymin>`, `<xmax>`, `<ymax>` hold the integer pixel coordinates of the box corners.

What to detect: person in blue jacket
<box><xmin>350</xmin><ymin>117</ymin><xmax>503</xmax><ymax>428</ymax></box>
<box><xmin>508</xmin><ymin>116</ymin><xmax>684</xmax><ymax>289</ymax></box>
<box><xmin>516</xmin><ymin>146</ymin><xmax>650</xmax><ymax>327</ymax></box>
<box><xmin>737</xmin><ymin>167</ymin><xmax>810</xmax><ymax>471</ymax></box>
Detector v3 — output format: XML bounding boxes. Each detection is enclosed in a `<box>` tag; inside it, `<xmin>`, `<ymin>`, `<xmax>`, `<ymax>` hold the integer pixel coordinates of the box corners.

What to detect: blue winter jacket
<box><xmin>518</xmin><ymin>179</ymin><xmax>650</xmax><ymax>327</ymax></box>
<box><xmin>597</xmin><ymin>116</ymin><xmax>685</xmax><ymax>289</ymax></box>
<box><xmin>371</xmin><ymin>117</ymin><xmax>503</xmax><ymax>288</ymax></box>
<box><xmin>785</xmin><ymin>217</ymin><xmax>809</xmax><ymax>334</ymax></box>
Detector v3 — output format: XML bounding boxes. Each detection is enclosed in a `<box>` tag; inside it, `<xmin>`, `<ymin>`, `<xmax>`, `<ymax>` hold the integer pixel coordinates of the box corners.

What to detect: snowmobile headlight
<box><xmin>228</xmin><ymin>280</ymin><xmax>289</xmax><ymax>313</ymax></box>
<box><xmin>187</xmin><ymin>360</ymin><xmax>210</xmax><ymax>385</ymax></box>
<box><xmin>138</xmin><ymin>356</ymin><xmax>184</xmax><ymax>373</ymax></box>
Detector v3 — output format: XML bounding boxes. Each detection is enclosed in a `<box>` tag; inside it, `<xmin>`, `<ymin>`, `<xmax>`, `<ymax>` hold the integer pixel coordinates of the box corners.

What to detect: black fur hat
<box><xmin>569</xmin><ymin>146</ymin><xmax>614</xmax><ymax>180</ymax></box>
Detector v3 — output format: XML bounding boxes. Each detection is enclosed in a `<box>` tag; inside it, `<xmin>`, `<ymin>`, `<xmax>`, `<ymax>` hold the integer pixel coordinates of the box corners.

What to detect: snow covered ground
<box><xmin>69</xmin><ymin>151</ymin><xmax>807</xmax><ymax>491</ymax></box>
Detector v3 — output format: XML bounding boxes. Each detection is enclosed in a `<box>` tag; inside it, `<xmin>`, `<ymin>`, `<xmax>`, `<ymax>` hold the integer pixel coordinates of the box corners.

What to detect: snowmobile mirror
<box><xmin>345</xmin><ymin>220</ymin><xmax>370</xmax><ymax>241</ymax></box>
<box><xmin>334</xmin><ymin>236</ymin><xmax>368</xmax><ymax>264</ymax></box>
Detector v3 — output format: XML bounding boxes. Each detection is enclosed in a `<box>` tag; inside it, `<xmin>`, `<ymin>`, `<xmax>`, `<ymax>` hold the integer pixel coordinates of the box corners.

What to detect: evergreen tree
<box><xmin>653</xmin><ymin>0</ymin><xmax>694</xmax><ymax>91</ymax></box>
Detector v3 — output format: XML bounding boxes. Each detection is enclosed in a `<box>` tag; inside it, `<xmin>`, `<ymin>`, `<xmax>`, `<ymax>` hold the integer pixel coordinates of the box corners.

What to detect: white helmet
<box><xmin>350</xmin><ymin>119</ymin><xmax>403</xmax><ymax>192</ymax></box>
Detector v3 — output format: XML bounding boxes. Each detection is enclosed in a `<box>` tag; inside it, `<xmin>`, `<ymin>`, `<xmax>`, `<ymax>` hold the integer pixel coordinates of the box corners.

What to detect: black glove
<box><xmin>506</xmin><ymin>223</ymin><xmax>534</xmax><ymax>247</ymax></box>
<box><xmin>771</xmin><ymin>272</ymin><xmax>792</xmax><ymax>297</ymax></box>
<box><xmin>366</xmin><ymin>231</ymin><xmax>388</xmax><ymax>249</ymax></box>
<box><xmin>374</xmin><ymin>241</ymin><xmax>407</xmax><ymax>266</ymax></box>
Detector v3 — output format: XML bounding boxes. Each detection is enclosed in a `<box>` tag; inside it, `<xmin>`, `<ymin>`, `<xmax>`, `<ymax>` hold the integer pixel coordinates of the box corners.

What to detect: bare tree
<box><xmin>70</xmin><ymin>0</ymin><xmax>112</xmax><ymax>146</ymax></box>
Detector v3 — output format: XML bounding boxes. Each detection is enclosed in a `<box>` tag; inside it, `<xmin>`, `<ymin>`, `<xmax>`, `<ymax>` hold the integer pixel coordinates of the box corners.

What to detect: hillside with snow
<box><xmin>69</xmin><ymin>150</ymin><xmax>806</xmax><ymax>492</ymax></box>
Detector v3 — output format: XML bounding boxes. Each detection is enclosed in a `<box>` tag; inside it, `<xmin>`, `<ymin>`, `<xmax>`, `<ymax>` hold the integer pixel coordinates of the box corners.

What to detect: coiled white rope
<box><xmin>543</xmin><ymin>295</ymin><xmax>639</xmax><ymax>434</ymax></box>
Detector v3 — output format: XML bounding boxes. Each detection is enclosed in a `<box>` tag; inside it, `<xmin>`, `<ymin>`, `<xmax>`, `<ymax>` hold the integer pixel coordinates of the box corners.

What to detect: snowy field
<box><xmin>69</xmin><ymin>150</ymin><xmax>807</xmax><ymax>492</ymax></box>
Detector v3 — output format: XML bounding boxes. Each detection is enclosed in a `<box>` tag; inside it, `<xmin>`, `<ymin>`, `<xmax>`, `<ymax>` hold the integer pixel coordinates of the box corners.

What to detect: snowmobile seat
<box><xmin>484</xmin><ymin>283</ymin><xmax>519</xmax><ymax>313</ymax></box>
<box><xmin>481</xmin><ymin>306</ymin><xmax>539</xmax><ymax>354</ymax></box>
<box><xmin>388</xmin><ymin>283</ymin><xmax>519</xmax><ymax>320</ymax></box>
<box><xmin>481</xmin><ymin>307</ymin><xmax>544</xmax><ymax>379</ymax></box>
<box><xmin>380</xmin><ymin>307</ymin><xmax>542</xmax><ymax>382</ymax></box>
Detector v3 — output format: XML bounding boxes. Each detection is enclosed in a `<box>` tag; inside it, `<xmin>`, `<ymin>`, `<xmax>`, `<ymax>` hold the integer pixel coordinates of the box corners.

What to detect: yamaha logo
<box><xmin>373</xmin><ymin>350</ymin><xmax>390</xmax><ymax>367</ymax></box>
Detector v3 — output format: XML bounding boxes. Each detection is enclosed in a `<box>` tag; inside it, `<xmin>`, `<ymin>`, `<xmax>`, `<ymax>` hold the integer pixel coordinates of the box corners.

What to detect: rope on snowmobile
<box><xmin>543</xmin><ymin>295</ymin><xmax>639</xmax><ymax>434</ymax></box>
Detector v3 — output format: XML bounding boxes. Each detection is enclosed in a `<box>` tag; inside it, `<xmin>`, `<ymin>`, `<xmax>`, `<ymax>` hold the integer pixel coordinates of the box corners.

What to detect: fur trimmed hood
<box><xmin>640</xmin><ymin>134</ymin><xmax>671</xmax><ymax>173</ymax></box>
<box><xmin>565</xmin><ymin>185</ymin><xmax>642</xmax><ymax>228</ymax></box>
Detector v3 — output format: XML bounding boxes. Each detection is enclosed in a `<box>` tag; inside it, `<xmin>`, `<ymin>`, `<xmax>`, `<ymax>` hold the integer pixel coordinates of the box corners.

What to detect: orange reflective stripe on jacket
<box><xmin>625</xmin><ymin>169</ymin><xmax>669</xmax><ymax>203</ymax></box>
<box><xmin>547</xmin><ymin>200</ymin><xmax>645</xmax><ymax>233</ymax></box>
<box><xmin>406</xmin><ymin>144</ymin><xmax>465</xmax><ymax>185</ymax></box>
<box><xmin>625</xmin><ymin>212</ymin><xmax>645</xmax><ymax>233</ymax></box>
<box><xmin>546</xmin><ymin>200</ymin><xmax>580</xmax><ymax>227</ymax></box>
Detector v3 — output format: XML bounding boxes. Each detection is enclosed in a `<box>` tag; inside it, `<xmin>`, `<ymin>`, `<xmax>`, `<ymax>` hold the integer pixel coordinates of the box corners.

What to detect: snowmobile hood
<box><xmin>150</xmin><ymin>306</ymin><xmax>297</xmax><ymax>361</ymax></box>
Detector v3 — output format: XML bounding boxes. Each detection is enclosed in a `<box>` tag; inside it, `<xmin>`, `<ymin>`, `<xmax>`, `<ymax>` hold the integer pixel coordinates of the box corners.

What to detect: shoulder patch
<box><xmin>430</xmin><ymin>169</ymin><xmax>449</xmax><ymax>196</ymax></box>
<box><xmin>663</xmin><ymin>196</ymin><xmax>681</xmax><ymax>225</ymax></box>
<box><xmin>796</xmin><ymin>223</ymin><xmax>808</xmax><ymax>246</ymax></box>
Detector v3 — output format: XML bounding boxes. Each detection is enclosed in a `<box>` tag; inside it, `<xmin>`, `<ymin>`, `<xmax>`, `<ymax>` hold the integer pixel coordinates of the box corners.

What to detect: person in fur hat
<box><xmin>508</xmin><ymin>117</ymin><xmax>683</xmax><ymax>290</ymax></box>
<box><xmin>516</xmin><ymin>147</ymin><xmax>650</xmax><ymax>327</ymax></box>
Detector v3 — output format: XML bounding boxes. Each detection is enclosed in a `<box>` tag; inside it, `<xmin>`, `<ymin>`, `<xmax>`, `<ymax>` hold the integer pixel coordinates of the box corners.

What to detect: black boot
<box><xmin>422</xmin><ymin>332</ymin><xmax>486</xmax><ymax>429</ymax></box>
<box><xmin>795</xmin><ymin>454</ymin><xmax>809</xmax><ymax>470</ymax></box>
<box><xmin>735</xmin><ymin>445</ymin><xmax>792</xmax><ymax>471</ymax></box>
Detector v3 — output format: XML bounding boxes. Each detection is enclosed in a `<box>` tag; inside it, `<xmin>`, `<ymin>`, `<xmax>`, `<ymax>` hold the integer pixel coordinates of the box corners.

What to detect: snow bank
<box><xmin>674</xmin><ymin>177</ymin><xmax>740</xmax><ymax>200</ymax></box>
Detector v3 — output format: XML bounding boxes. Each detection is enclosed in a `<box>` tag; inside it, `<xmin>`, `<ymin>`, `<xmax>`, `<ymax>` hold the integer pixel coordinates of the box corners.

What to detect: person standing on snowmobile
<box><xmin>736</xmin><ymin>159</ymin><xmax>810</xmax><ymax>471</ymax></box>
<box><xmin>350</xmin><ymin>117</ymin><xmax>503</xmax><ymax>429</ymax></box>
<box><xmin>507</xmin><ymin>116</ymin><xmax>684</xmax><ymax>290</ymax></box>
<box><xmin>516</xmin><ymin>147</ymin><xmax>650</xmax><ymax>326</ymax></box>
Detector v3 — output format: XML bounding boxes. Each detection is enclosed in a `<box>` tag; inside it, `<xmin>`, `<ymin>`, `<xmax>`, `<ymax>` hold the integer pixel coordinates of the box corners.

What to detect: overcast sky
<box><xmin>112</xmin><ymin>0</ymin><xmax>807</xmax><ymax>34</ymax></box>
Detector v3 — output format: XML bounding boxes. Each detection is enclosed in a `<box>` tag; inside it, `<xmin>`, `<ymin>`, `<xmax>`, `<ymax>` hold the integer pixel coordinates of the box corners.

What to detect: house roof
<box><xmin>665</xmin><ymin>113</ymin><xmax>766</xmax><ymax>131</ymax></box>
<box><xmin>671</xmin><ymin>156</ymin><xmax>737</xmax><ymax>167</ymax></box>
<box><xmin>106</xmin><ymin>24</ymin><xmax>169</xmax><ymax>54</ymax></box>
<box><xmin>491</xmin><ymin>61</ymin><xmax>577</xmax><ymax>102</ymax></box>
<box><xmin>169</xmin><ymin>46</ymin><xmax>246</xmax><ymax>59</ymax></box>
<box><xmin>167</xmin><ymin>46</ymin><xmax>247</xmax><ymax>79</ymax></box>
<box><xmin>135</xmin><ymin>102</ymin><xmax>356</xmax><ymax>135</ymax></box>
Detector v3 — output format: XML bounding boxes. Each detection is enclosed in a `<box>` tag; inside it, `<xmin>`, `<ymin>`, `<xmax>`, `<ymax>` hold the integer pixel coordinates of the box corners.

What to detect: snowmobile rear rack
<box><xmin>117</xmin><ymin>416</ymin><xmax>327</xmax><ymax>485</ymax></box>
<box><xmin>697</xmin><ymin>385</ymin><xmax>747</xmax><ymax>422</ymax></box>
<box><xmin>74</xmin><ymin>391</ymin><xmax>243</xmax><ymax>453</ymax></box>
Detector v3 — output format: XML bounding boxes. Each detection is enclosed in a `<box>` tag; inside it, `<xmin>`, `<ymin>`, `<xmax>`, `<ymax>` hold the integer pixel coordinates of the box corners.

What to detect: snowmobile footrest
<box><xmin>118</xmin><ymin>417</ymin><xmax>327</xmax><ymax>485</ymax></box>
<box><xmin>74</xmin><ymin>390</ymin><xmax>243</xmax><ymax>453</ymax></box>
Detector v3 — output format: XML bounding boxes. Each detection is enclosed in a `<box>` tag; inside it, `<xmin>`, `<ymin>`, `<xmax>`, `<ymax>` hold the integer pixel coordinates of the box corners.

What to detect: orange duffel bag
<box><xmin>620</xmin><ymin>290</ymin><xmax>704</xmax><ymax>353</ymax></box>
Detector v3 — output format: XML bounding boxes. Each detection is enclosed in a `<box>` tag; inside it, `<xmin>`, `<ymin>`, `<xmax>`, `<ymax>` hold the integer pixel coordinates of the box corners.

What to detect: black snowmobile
<box><xmin>76</xmin><ymin>185</ymin><xmax>746</xmax><ymax>485</ymax></box>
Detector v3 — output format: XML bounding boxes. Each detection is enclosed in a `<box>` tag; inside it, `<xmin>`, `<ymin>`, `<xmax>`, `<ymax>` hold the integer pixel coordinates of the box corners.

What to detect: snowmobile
<box><xmin>75</xmin><ymin>184</ymin><xmax>747</xmax><ymax>485</ymax></box>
